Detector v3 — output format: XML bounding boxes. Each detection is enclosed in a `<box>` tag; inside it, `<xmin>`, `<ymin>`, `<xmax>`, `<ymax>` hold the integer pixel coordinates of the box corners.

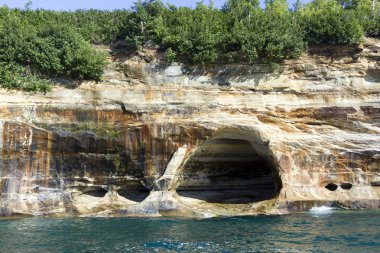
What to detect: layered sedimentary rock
<box><xmin>0</xmin><ymin>39</ymin><xmax>379</xmax><ymax>217</ymax></box>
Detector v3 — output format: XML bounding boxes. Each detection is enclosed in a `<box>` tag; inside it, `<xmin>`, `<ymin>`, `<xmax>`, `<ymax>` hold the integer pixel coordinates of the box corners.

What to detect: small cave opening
<box><xmin>118</xmin><ymin>189</ymin><xmax>150</xmax><ymax>202</ymax></box>
<box><xmin>83</xmin><ymin>188</ymin><xmax>108</xmax><ymax>197</ymax></box>
<box><xmin>340</xmin><ymin>182</ymin><xmax>353</xmax><ymax>190</ymax></box>
<box><xmin>115</xmin><ymin>180</ymin><xmax>151</xmax><ymax>202</ymax></box>
<box><xmin>325</xmin><ymin>183</ymin><xmax>338</xmax><ymax>191</ymax></box>
<box><xmin>176</xmin><ymin>136</ymin><xmax>282</xmax><ymax>204</ymax></box>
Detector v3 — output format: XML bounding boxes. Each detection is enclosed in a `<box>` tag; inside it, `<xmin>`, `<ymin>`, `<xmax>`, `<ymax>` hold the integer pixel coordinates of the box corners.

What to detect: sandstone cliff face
<box><xmin>0</xmin><ymin>39</ymin><xmax>379</xmax><ymax>217</ymax></box>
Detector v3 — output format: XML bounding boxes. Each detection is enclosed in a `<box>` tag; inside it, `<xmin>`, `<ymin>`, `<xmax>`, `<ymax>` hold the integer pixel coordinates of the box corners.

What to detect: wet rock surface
<box><xmin>0</xmin><ymin>39</ymin><xmax>379</xmax><ymax>217</ymax></box>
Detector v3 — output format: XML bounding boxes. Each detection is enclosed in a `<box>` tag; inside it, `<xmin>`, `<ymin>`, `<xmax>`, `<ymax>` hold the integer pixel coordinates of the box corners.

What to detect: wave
<box><xmin>309</xmin><ymin>206</ymin><xmax>335</xmax><ymax>214</ymax></box>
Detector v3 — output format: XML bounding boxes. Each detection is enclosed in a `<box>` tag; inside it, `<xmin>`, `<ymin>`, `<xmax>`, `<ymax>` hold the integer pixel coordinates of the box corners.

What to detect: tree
<box><xmin>125</xmin><ymin>0</ymin><xmax>166</xmax><ymax>49</ymax></box>
<box><xmin>300</xmin><ymin>0</ymin><xmax>364</xmax><ymax>44</ymax></box>
<box><xmin>24</xmin><ymin>0</ymin><xmax>33</xmax><ymax>10</ymax></box>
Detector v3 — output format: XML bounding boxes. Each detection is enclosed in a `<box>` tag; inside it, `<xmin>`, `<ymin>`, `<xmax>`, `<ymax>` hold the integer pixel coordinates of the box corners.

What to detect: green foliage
<box><xmin>263</xmin><ymin>0</ymin><xmax>306</xmax><ymax>60</ymax></box>
<box><xmin>125</xmin><ymin>0</ymin><xmax>166</xmax><ymax>50</ymax></box>
<box><xmin>126</xmin><ymin>0</ymin><xmax>375</xmax><ymax>64</ymax></box>
<box><xmin>164</xmin><ymin>47</ymin><xmax>176</xmax><ymax>63</ymax></box>
<box><xmin>225</xmin><ymin>0</ymin><xmax>305</xmax><ymax>63</ymax></box>
<box><xmin>350</xmin><ymin>0</ymin><xmax>380</xmax><ymax>37</ymax></box>
<box><xmin>0</xmin><ymin>6</ymin><xmax>107</xmax><ymax>92</ymax></box>
<box><xmin>20</xmin><ymin>9</ymin><xmax>129</xmax><ymax>44</ymax></box>
<box><xmin>0</xmin><ymin>62</ymin><xmax>51</xmax><ymax>92</ymax></box>
<box><xmin>33</xmin><ymin>25</ymin><xmax>106</xmax><ymax>80</ymax></box>
<box><xmin>159</xmin><ymin>3</ymin><xmax>228</xmax><ymax>64</ymax></box>
<box><xmin>370</xmin><ymin>14</ymin><xmax>380</xmax><ymax>37</ymax></box>
<box><xmin>0</xmin><ymin>0</ymin><xmax>379</xmax><ymax>92</ymax></box>
<box><xmin>300</xmin><ymin>0</ymin><xmax>364</xmax><ymax>44</ymax></box>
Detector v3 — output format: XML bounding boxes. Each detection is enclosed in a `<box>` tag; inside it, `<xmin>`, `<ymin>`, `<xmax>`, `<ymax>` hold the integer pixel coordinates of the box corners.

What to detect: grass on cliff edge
<box><xmin>0</xmin><ymin>0</ymin><xmax>379</xmax><ymax>92</ymax></box>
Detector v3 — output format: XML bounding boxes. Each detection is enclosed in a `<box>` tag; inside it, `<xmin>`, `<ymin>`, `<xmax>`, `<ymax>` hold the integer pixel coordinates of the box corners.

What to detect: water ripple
<box><xmin>0</xmin><ymin>210</ymin><xmax>379</xmax><ymax>253</ymax></box>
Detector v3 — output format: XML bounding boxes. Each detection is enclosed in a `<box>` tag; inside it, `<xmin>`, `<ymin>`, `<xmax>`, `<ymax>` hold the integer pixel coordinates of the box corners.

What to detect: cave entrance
<box><xmin>177</xmin><ymin>134</ymin><xmax>282</xmax><ymax>204</ymax></box>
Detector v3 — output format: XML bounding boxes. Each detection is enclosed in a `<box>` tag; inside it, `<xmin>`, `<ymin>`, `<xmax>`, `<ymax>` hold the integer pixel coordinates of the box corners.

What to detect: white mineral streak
<box><xmin>0</xmin><ymin>120</ymin><xmax>3</xmax><ymax>150</ymax></box>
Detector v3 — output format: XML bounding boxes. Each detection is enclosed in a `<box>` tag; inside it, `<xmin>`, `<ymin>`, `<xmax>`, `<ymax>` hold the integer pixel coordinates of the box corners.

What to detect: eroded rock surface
<box><xmin>0</xmin><ymin>39</ymin><xmax>379</xmax><ymax>217</ymax></box>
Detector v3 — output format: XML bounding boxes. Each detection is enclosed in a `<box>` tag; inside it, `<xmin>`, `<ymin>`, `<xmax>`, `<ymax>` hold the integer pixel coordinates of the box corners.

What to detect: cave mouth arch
<box><xmin>176</xmin><ymin>131</ymin><xmax>282</xmax><ymax>204</ymax></box>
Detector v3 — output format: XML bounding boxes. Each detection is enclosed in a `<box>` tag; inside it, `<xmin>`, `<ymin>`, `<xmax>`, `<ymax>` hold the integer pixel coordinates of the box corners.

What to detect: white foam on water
<box><xmin>309</xmin><ymin>206</ymin><xmax>335</xmax><ymax>214</ymax></box>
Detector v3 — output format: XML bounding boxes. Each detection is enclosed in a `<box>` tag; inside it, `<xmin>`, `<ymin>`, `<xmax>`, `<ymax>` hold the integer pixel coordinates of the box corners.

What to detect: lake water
<box><xmin>1</xmin><ymin>209</ymin><xmax>379</xmax><ymax>253</ymax></box>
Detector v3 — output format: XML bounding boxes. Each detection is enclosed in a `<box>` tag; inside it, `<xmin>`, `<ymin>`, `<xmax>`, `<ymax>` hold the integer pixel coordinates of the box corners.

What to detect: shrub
<box><xmin>34</xmin><ymin>25</ymin><xmax>107</xmax><ymax>80</ymax></box>
<box><xmin>0</xmin><ymin>62</ymin><xmax>51</xmax><ymax>92</ymax></box>
<box><xmin>0</xmin><ymin>6</ymin><xmax>107</xmax><ymax>92</ymax></box>
<box><xmin>164</xmin><ymin>47</ymin><xmax>176</xmax><ymax>63</ymax></box>
<box><xmin>159</xmin><ymin>3</ymin><xmax>228</xmax><ymax>64</ymax></box>
<box><xmin>226</xmin><ymin>0</ymin><xmax>305</xmax><ymax>63</ymax></box>
<box><xmin>300</xmin><ymin>0</ymin><xmax>364</xmax><ymax>44</ymax></box>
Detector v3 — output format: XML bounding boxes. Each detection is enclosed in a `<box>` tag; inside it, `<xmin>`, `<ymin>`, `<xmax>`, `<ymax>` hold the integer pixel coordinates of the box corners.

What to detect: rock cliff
<box><xmin>0</xmin><ymin>39</ymin><xmax>379</xmax><ymax>217</ymax></box>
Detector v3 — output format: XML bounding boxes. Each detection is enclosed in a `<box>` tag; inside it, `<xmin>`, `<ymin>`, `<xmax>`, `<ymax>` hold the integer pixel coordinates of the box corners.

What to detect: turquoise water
<box><xmin>1</xmin><ymin>210</ymin><xmax>379</xmax><ymax>253</ymax></box>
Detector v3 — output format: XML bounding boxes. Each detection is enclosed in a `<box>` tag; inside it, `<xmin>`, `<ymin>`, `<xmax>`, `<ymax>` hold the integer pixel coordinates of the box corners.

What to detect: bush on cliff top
<box><xmin>300</xmin><ymin>0</ymin><xmax>364</xmax><ymax>44</ymax></box>
<box><xmin>123</xmin><ymin>0</ymin><xmax>378</xmax><ymax>64</ymax></box>
<box><xmin>0</xmin><ymin>62</ymin><xmax>51</xmax><ymax>93</ymax></box>
<box><xmin>0</xmin><ymin>7</ymin><xmax>107</xmax><ymax>92</ymax></box>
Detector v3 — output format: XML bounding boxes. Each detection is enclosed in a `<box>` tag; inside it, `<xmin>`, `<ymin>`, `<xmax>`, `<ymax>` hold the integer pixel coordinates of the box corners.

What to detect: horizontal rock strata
<box><xmin>0</xmin><ymin>39</ymin><xmax>379</xmax><ymax>217</ymax></box>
